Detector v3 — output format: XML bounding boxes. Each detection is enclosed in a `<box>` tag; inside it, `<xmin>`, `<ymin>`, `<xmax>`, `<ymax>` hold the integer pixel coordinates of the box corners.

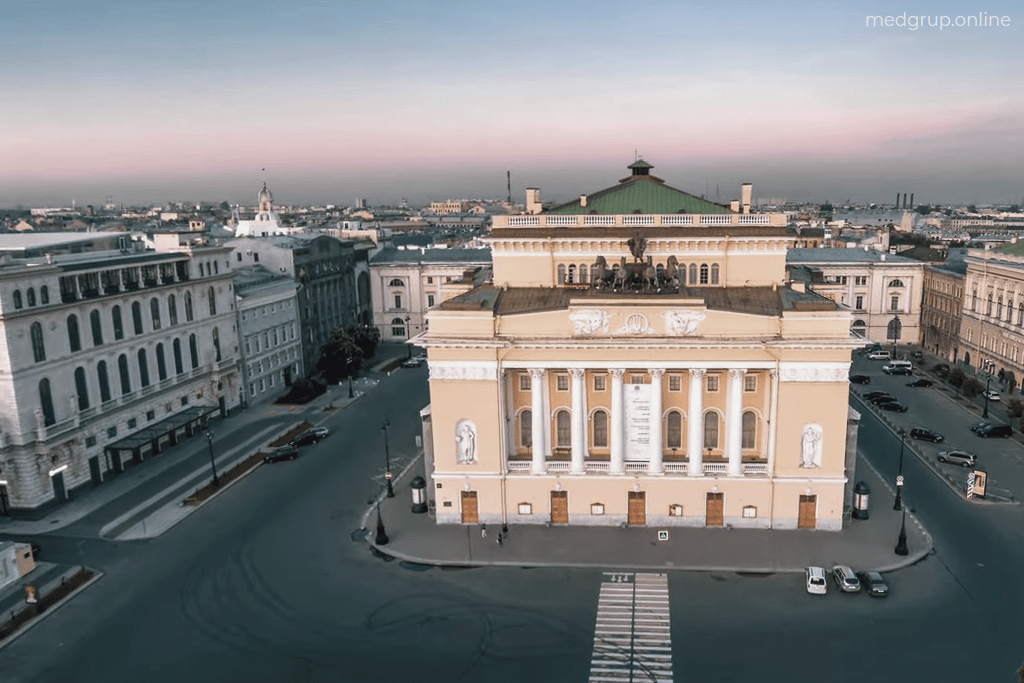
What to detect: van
<box><xmin>867</xmin><ymin>350</ymin><xmax>891</xmax><ymax>360</ymax></box>
<box><xmin>883</xmin><ymin>360</ymin><xmax>913</xmax><ymax>375</ymax></box>
<box><xmin>975</xmin><ymin>423</ymin><xmax>1012</xmax><ymax>438</ymax></box>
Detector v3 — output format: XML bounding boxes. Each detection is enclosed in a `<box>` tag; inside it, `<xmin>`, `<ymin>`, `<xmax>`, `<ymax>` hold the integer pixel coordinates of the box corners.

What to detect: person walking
<box><xmin>480</xmin><ymin>523</ymin><xmax>487</xmax><ymax>539</ymax></box>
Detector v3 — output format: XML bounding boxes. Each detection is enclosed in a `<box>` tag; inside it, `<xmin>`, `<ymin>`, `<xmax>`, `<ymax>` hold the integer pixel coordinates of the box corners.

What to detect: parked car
<box><xmin>934</xmin><ymin>363</ymin><xmax>950</xmax><ymax>377</ymax></box>
<box><xmin>970</xmin><ymin>421</ymin><xmax>993</xmax><ymax>434</ymax></box>
<box><xmin>290</xmin><ymin>427</ymin><xmax>329</xmax><ymax>446</ymax></box>
<box><xmin>867</xmin><ymin>394</ymin><xmax>898</xmax><ymax>404</ymax></box>
<box><xmin>878</xmin><ymin>401</ymin><xmax>909</xmax><ymax>413</ymax></box>
<box><xmin>974</xmin><ymin>423</ymin><xmax>1012</xmax><ymax>438</ymax></box>
<box><xmin>867</xmin><ymin>350</ymin><xmax>891</xmax><ymax>361</ymax></box>
<box><xmin>863</xmin><ymin>390</ymin><xmax>894</xmax><ymax>401</ymax></box>
<box><xmin>832</xmin><ymin>565</ymin><xmax>861</xmax><ymax>593</ymax></box>
<box><xmin>401</xmin><ymin>358</ymin><xmax>423</xmax><ymax>368</ymax></box>
<box><xmin>859</xmin><ymin>571</ymin><xmax>890</xmax><ymax>597</ymax></box>
<box><xmin>984</xmin><ymin>390</ymin><xmax>1001</xmax><ymax>402</ymax></box>
<box><xmin>805</xmin><ymin>566</ymin><xmax>828</xmax><ymax>595</ymax></box>
<box><xmin>883</xmin><ymin>365</ymin><xmax>913</xmax><ymax>376</ymax></box>
<box><xmin>912</xmin><ymin>350</ymin><xmax>923</xmax><ymax>360</ymax></box>
<box><xmin>264</xmin><ymin>444</ymin><xmax>299</xmax><ymax>463</ymax></box>
<box><xmin>910</xmin><ymin>427</ymin><xmax>944</xmax><ymax>443</ymax></box>
<box><xmin>850</xmin><ymin>374</ymin><xmax>871</xmax><ymax>385</ymax></box>
<box><xmin>907</xmin><ymin>378</ymin><xmax>934</xmax><ymax>387</ymax></box>
<box><xmin>937</xmin><ymin>450</ymin><xmax>977</xmax><ymax>467</ymax></box>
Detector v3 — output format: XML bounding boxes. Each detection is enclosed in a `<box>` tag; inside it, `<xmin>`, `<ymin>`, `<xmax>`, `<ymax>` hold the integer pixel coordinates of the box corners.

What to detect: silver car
<box><xmin>832</xmin><ymin>565</ymin><xmax>861</xmax><ymax>593</ymax></box>
<box><xmin>937</xmin><ymin>450</ymin><xmax>977</xmax><ymax>467</ymax></box>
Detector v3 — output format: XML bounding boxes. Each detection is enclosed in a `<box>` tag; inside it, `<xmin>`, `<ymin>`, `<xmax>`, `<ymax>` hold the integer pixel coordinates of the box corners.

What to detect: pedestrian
<box><xmin>480</xmin><ymin>523</ymin><xmax>487</xmax><ymax>538</ymax></box>
<box><xmin>496</xmin><ymin>532</ymin><xmax>504</xmax><ymax>546</ymax></box>
<box><xmin>502</xmin><ymin>523</ymin><xmax>509</xmax><ymax>537</ymax></box>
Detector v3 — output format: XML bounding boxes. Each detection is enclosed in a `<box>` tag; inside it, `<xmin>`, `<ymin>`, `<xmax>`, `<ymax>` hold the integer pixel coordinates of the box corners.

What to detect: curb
<box><xmin>0</xmin><ymin>567</ymin><xmax>104</xmax><ymax>652</ymax></box>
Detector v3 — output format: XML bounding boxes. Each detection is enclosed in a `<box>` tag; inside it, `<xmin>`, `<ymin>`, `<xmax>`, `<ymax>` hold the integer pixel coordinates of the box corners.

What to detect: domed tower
<box><xmin>257</xmin><ymin>181</ymin><xmax>274</xmax><ymax>220</ymax></box>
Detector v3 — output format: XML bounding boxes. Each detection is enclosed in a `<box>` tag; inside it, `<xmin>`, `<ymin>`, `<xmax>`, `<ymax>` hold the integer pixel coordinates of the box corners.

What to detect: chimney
<box><xmin>741</xmin><ymin>183</ymin><xmax>753</xmax><ymax>214</ymax></box>
<box><xmin>730</xmin><ymin>199</ymin><xmax>740</xmax><ymax>212</ymax></box>
<box><xmin>526</xmin><ymin>188</ymin><xmax>541</xmax><ymax>215</ymax></box>
<box><xmin>895</xmin><ymin>192</ymin><xmax>900</xmax><ymax>209</ymax></box>
<box><xmin>909</xmin><ymin>193</ymin><xmax>914</xmax><ymax>208</ymax></box>
<box><xmin>580</xmin><ymin>194</ymin><xmax>588</xmax><ymax>208</ymax></box>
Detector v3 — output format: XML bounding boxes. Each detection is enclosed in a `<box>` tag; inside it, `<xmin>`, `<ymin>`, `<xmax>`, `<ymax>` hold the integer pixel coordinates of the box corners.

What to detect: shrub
<box><xmin>948</xmin><ymin>367</ymin><xmax>966</xmax><ymax>388</ymax></box>
<box><xmin>961</xmin><ymin>377</ymin><xmax>984</xmax><ymax>398</ymax></box>
<box><xmin>1008</xmin><ymin>398</ymin><xmax>1024</xmax><ymax>419</ymax></box>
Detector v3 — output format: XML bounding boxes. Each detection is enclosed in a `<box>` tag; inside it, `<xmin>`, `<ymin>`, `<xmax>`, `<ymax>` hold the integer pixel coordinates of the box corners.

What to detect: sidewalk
<box><xmin>364</xmin><ymin>450</ymin><xmax>932</xmax><ymax>574</ymax></box>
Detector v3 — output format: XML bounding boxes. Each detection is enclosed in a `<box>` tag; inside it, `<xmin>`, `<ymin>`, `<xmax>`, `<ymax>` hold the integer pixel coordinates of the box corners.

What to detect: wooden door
<box><xmin>550</xmin><ymin>490</ymin><xmax>569</xmax><ymax>524</ymax></box>
<box><xmin>705</xmin><ymin>492</ymin><xmax>724</xmax><ymax>527</ymax></box>
<box><xmin>798</xmin><ymin>494</ymin><xmax>817</xmax><ymax>529</ymax></box>
<box><xmin>460</xmin><ymin>491</ymin><xmax>479</xmax><ymax>524</ymax></box>
<box><xmin>627</xmin><ymin>491</ymin><xmax>646</xmax><ymax>526</ymax></box>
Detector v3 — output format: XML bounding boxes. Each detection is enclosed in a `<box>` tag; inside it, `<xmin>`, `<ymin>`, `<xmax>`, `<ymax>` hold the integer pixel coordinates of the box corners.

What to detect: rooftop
<box><xmin>787</xmin><ymin>248</ymin><xmax>920</xmax><ymax>264</ymax></box>
<box><xmin>370</xmin><ymin>247</ymin><xmax>492</xmax><ymax>265</ymax></box>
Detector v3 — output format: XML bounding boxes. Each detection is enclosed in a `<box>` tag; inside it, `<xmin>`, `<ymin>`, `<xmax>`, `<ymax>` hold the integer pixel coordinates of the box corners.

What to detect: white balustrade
<box><xmin>703</xmin><ymin>462</ymin><xmax>727</xmax><ymax>474</ymax></box>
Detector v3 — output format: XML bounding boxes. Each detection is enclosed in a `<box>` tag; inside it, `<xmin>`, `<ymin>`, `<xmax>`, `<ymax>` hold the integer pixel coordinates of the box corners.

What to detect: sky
<box><xmin>1</xmin><ymin>0</ymin><xmax>1022</xmax><ymax>209</ymax></box>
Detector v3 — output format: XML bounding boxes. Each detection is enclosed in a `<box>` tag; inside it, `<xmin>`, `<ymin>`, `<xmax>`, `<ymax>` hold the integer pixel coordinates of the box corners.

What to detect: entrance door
<box><xmin>706</xmin><ymin>492</ymin><xmax>724</xmax><ymax>526</ymax></box>
<box><xmin>51</xmin><ymin>471</ymin><xmax>67</xmax><ymax>502</ymax></box>
<box><xmin>88</xmin><ymin>456</ymin><xmax>102</xmax><ymax>486</ymax></box>
<box><xmin>627</xmin><ymin>491</ymin><xmax>646</xmax><ymax>526</ymax></box>
<box><xmin>110</xmin><ymin>449</ymin><xmax>123</xmax><ymax>473</ymax></box>
<box><xmin>798</xmin><ymin>494</ymin><xmax>817</xmax><ymax>529</ymax></box>
<box><xmin>461</xmin><ymin>491</ymin><xmax>479</xmax><ymax>524</ymax></box>
<box><xmin>550</xmin><ymin>490</ymin><xmax>569</xmax><ymax>524</ymax></box>
<box><xmin>0</xmin><ymin>484</ymin><xmax>9</xmax><ymax>516</ymax></box>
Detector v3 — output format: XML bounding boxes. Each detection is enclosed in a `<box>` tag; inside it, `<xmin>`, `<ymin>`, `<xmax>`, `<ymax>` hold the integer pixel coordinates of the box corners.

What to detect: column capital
<box><xmin>568</xmin><ymin>368</ymin><xmax>585</xmax><ymax>379</ymax></box>
<box><xmin>610</xmin><ymin>368</ymin><xmax>625</xmax><ymax>379</ymax></box>
<box><xmin>528</xmin><ymin>368</ymin><xmax>546</xmax><ymax>380</ymax></box>
<box><xmin>729</xmin><ymin>368</ymin><xmax>745</xmax><ymax>380</ymax></box>
<box><xmin>689</xmin><ymin>368</ymin><xmax>706</xmax><ymax>379</ymax></box>
<box><xmin>649</xmin><ymin>368</ymin><xmax>665</xmax><ymax>380</ymax></box>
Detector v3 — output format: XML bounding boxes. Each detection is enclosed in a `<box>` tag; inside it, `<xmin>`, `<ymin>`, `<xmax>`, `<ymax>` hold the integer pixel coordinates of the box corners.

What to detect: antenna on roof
<box><xmin>634</xmin><ymin>148</ymin><xmax>638</xmax><ymax>162</ymax></box>
<box><xmin>507</xmin><ymin>170</ymin><xmax>512</xmax><ymax>205</ymax></box>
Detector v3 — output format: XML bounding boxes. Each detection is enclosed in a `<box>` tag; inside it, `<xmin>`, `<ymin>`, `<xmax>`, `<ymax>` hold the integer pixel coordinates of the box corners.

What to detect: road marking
<box><xmin>589</xmin><ymin>572</ymin><xmax>673</xmax><ymax>683</ymax></box>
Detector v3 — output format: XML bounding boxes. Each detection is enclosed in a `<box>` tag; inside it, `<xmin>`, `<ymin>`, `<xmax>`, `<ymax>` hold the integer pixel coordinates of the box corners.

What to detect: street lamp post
<box><xmin>374</xmin><ymin>502</ymin><xmax>389</xmax><ymax>545</ymax></box>
<box><xmin>382</xmin><ymin>420</ymin><xmax>395</xmax><ymax>498</ymax></box>
<box><xmin>348</xmin><ymin>375</ymin><xmax>354</xmax><ymax>399</ymax></box>
<box><xmin>205</xmin><ymin>430</ymin><xmax>220</xmax><ymax>487</ymax></box>
<box><xmin>405</xmin><ymin>316</ymin><xmax>412</xmax><ymax>359</ymax></box>
<box><xmin>890</xmin><ymin>314</ymin><xmax>901</xmax><ymax>360</ymax></box>
<box><xmin>893</xmin><ymin>428</ymin><xmax>905</xmax><ymax>511</ymax></box>
<box><xmin>983</xmin><ymin>360</ymin><xmax>994</xmax><ymax>418</ymax></box>
<box><xmin>894</xmin><ymin>508</ymin><xmax>909</xmax><ymax>556</ymax></box>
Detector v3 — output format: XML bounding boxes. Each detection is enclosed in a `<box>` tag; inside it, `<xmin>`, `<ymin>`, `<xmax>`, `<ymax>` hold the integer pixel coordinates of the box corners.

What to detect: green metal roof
<box><xmin>545</xmin><ymin>161</ymin><xmax>731</xmax><ymax>216</ymax></box>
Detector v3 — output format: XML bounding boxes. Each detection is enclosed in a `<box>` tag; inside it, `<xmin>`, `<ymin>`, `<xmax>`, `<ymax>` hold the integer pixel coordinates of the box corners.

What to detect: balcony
<box><xmin>504</xmin><ymin>454</ymin><xmax>768</xmax><ymax>476</ymax></box>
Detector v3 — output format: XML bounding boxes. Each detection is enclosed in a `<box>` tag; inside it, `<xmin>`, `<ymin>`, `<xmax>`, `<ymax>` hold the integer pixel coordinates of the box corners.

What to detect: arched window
<box><xmin>207</xmin><ymin>286</ymin><xmax>216</xmax><ymax>316</ymax></box>
<box><xmin>851</xmin><ymin>319</ymin><xmax>867</xmax><ymax>338</ymax></box>
<box><xmin>688</xmin><ymin>264</ymin><xmax>697</xmax><ymax>285</ymax></box>
<box><xmin>699</xmin><ymin>264</ymin><xmax>710</xmax><ymax>284</ymax></box>
<box><xmin>26</xmin><ymin>288</ymin><xmax>36</xmax><ymax>307</ymax></box>
<box><xmin>112</xmin><ymin>305</ymin><xmax>124</xmax><ymax>340</ymax></box>
<box><xmin>666</xmin><ymin>410</ymin><xmax>682</xmax><ymax>449</ymax></box>
<box><xmin>13</xmin><ymin>290</ymin><xmax>22</xmax><ymax>310</ymax></box>
<box><xmin>67</xmin><ymin>314</ymin><xmax>81</xmax><ymax>352</ymax></box>
<box><xmin>74</xmin><ymin>367</ymin><xmax>90</xmax><ymax>411</ymax></box>
<box><xmin>579</xmin><ymin>264</ymin><xmax>588</xmax><ymax>284</ymax></box>
<box><xmin>741</xmin><ymin>411</ymin><xmax>757</xmax><ymax>449</ymax></box>
<box><xmin>567</xmin><ymin>265</ymin><xmax>576</xmax><ymax>284</ymax></box>
<box><xmin>90</xmin><ymin>309</ymin><xmax>104</xmax><ymax>346</ymax></box>
<box><xmin>703</xmin><ymin>411</ymin><xmax>719</xmax><ymax>450</ymax></box>
<box><xmin>555</xmin><ymin>410</ymin><xmax>570</xmax><ymax>448</ymax></box>
<box><xmin>156</xmin><ymin>343</ymin><xmax>167</xmax><ymax>381</ymax></box>
<box><xmin>986</xmin><ymin>295</ymin><xmax>993</xmax><ymax>316</ymax></box>
<box><xmin>710</xmin><ymin>263</ymin><xmax>720</xmax><ymax>285</ymax></box>
<box><xmin>972</xmin><ymin>290</ymin><xmax>978</xmax><ymax>312</ymax></box>
<box><xmin>520</xmin><ymin>410</ymin><xmax>532</xmax><ymax>448</ymax></box>
<box><xmin>1007</xmin><ymin>299</ymin><xmax>1014</xmax><ymax>322</ymax></box>
<box><xmin>189</xmin><ymin>333</ymin><xmax>199</xmax><ymax>369</ymax></box>
<box><xmin>997</xmin><ymin>297</ymin><xmax>1003</xmax><ymax>320</ymax></box>
<box><xmin>184</xmin><ymin>291</ymin><xmax>194</xmax><ymax>322</ymax></box>
<box><xmin>592</xmin><ymin>409</ymin><xmax>608</xmax><ymax>447</ymax></box>
<box><xmin>38</xmin><ymin>378</ymin><xmax>55</xmax><ymax>426</ymax></box>
<box><xmin>557</xmin><ymin>264</ymin><xmax>566</xmax><ymax>284</ymax></box>
<box><xmin>132</xmin><ymin>301</ymin><xmax>144</xmax><ymax>334</ymax></box>
<box><xmin>97</xmin><ymin>361</ymin><xmax>111</xmax><ymax>403</ymax></box>
<box><xmin>389</xmin><ymin>278</ymin><xmax>404</xmax><ymax>287</ymax></box>
<box><xmin>173</xmin><ymin>338</ymin><xmax>184</xmax><ymax>375</ymax></box>
<box><xmin>150</xmin><ymin>297</ymin><xmax>161</xmax><ymax>330</ymax></box>
<box><xmin>137</xmin><ymin>349</ymin><xmax>150</xmax><ymax>387</ymax></box>
<box><xmin>118</xmin><ymin>354</ymin><xmax>131</xmax><ymax>395</ymax></box>
<box><xmin>168</xmin><ymin>294</ymin><xmax>178</xmax><ymax>326</ymax></box>
<box><xmin>30</xmin><ymin>321</ymin><xmax>45</xmax><ymax>362</ymax></box>
<box><xmin>1018</xmin><ymin>304</ymin><xmax>1024</xmax><ymax>326</ymax></box>
<box><xmin>40</xmin><ymin>286</ymin><xmax>48</xmax><ymax>305</ymax></box>
<box><xmin>391</xmin><ymin>317</ymin><xmax>406</xmax><ymax>337</ymax></box>
<box><xmin>889</xmin><ymin>279</ymin><xmax>904</xmax><ymax>288</ymax></box>
<box><xmin>212</xmin><ymin>327</ymin><xmax>221</xmax><ymax>362</ymax></box>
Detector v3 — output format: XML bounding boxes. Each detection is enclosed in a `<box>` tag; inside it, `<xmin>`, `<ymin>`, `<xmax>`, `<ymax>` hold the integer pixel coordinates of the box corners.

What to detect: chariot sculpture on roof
<box><xmin>590</xmin><ymin>234</ymin><xmax>681</xmax><ymax>294</ymax></box>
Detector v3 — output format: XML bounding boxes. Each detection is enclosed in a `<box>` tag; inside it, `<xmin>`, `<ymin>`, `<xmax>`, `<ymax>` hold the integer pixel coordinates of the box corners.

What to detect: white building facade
<box><xmin>234</xmin><ymin>268</ymin><xmax>304</xmax><ymax>406</ymax></box>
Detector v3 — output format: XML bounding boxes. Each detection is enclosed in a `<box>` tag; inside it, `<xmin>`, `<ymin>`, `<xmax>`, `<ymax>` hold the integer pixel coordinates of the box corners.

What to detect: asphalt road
<box><xmin>2</xmin><ymin>363</ymin><xmax>1024</xmax><ymax>682</ymax></box>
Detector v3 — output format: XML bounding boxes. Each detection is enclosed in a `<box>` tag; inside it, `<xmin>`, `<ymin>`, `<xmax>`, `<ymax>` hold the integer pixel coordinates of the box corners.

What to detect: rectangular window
<box><xmin>855</xmin><ymin>295</ymin><xmax>864</xmax><ymax>310</ymax></box>
<box><xmin>427</xmin><ymin>276</ymin><xmax>433</xmax><ymax>284</ymax></box>
<box><xmin>146</xmin><ymin>410</ymin><xmax>155</xmax><ymax>421</ymax></box>
<box><xmin>891</xmin><ymin>295</ymin><xmax>900</xmax><ymax>311</ymax></box>
<box><xmin>394</xmin><ymin>294</ymin><xmax>402</xmax><ymax>309</ymax></box>
<box><xmin>519</xmin><ymin>374</ymin><xmax>530</xmax><ymax>391</ymax></box>
<box><xmin>180</xmin><ymin>396</ymin><xmax>189</xmax><ymax>406</ymax></box>
<box><xmin>707</xmin><ymin>375</ymin><xmax>720</xmax><ymax>392</ymax></box>
<box><xmin>107</xmin><ymin>426</ymin><xmax>117</xmax><ymax>438</ymax></box>
<box><xmin>127</xmin><ymin>418</ymin><xmax>137</xmax><ymax>429</ymax></box>
<box><xmin>855</xmin><ymin>276</ymin><xmax>867</xmax><ymax>286</ymax></box>
<box><xmin>85</xmin><ymin>436</ymin><xmax>97</xmax><ymax>448</ymax></box>
<box><xmin>744</xmin><ymin>375</ymin><xmax>757</xmax><ymax>392</ymax></box>
<box><xmin>593</xmin><ymin>374</ymin><xmax>606</xmax><ymax>391</ymax></box>
<box><xmin>668</xmin><ymin>375</ymin><xmax>681</xmax><ymax>391</ymax></box>
<box><xmin>630</xmin><ymin>374</ymin><xmax>645</xmax><ymax>384</ymax></box>
<box><xmin>556</xmin><ymin>374</ymin><xmax>569</xmax><ymax>391</ymax></box>
<box><xmin>427</xmin><ymin>295</ymin><xmax>435</xmax><ymax>307</ymax></box>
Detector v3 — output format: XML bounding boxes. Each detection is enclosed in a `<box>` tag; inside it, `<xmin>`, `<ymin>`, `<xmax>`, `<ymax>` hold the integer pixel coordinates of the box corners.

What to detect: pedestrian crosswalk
<box><xmin>588</xmin><ymin>572</ymin><xmax>674</xmax><ymax>683</ymax></box>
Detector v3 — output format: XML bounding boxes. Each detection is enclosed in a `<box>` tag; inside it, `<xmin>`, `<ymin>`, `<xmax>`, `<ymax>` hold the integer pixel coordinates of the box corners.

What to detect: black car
<box><xmin>910</xmin><ymin>427</ymin><xmax>944</xmax><ymax>443</ymax></box>
<box><xmin>906</xmin><ymin>378</ymin><xmax>934</xmax><ymax>387</ymax></box>
<box><xmin>850</xmin><ymin>374</ymin><xmax>871</xmax><ymax>385</ymax></box>
<box><xmin>264</xmin><ymin>444</ymin><xmax>299</xmax><ymax>463</ymax></box>
<box><xmin>883</xmin><ymin>366</ymin><xmax>913</xmax><ymax>376</ymax></box>
<box><xmin>290</xmin><ymin>427</ymin><xmax>329</xmax><ymax>446</ymax></box>
<box><xmin>974</xmin><ymin>423</ymin><xmax>1012</xmax><ymax>438</ymax></box>
<box><xmin>868</xmin><ymin>394</ymin><xmax>898</xmax><ymax>404</ymax></box>
<box><xmin>970</xmin><ymin>421</ymin><xmax>993</xmax><ymax>434</ymax></box>
<box><xmin>878</xmin><ymin>401</ymin><xmax>908</xmax><ymax>413</ymax></box>
<box><xmin>859</xmin><ymin>571</ymin><xmax>890</xmax><ymax>597</ymax></box>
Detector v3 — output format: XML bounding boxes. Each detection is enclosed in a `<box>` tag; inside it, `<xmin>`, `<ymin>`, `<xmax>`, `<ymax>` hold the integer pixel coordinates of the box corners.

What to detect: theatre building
<box><xmin>421</xmin><ymin>161</ymin><xmax>859</xmax><ymax>531</ymax></box>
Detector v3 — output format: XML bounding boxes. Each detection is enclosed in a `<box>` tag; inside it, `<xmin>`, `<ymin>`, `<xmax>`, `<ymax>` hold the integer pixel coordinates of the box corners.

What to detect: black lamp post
<box><xmin>894</xmin><ymin>508</ymin><xmax>909</xmax><ymax>556</ymax></box>
<box><xmin>348</xmin><ymin>375</ymin><xmax>354</xmax><ymax>399</ymax></box>
<box><xmin>982</xmin><ymin>360</ymin><xmax>994</xmax><ymax>418</ymax></box>
<box><xmin>205</xmin><ymin>430</ymin><xmax>220</xmax><ymax>487</ymax></box>
<box><xmin>893</xmin><ymin>428</ymin><xmax>905</xmax><ymax>511</ymax></box>
<box><xmin>374</xmin><ymin>502</ymin><xmax>389</xmax><ymax>545</ymax></box>
<box><xmin>405</xmin><ymin>316</ymin><xmax>412</xmax><ymax>359</ymax></box>
<box><xmin>382</xmin><ymin>420</ymin><xmax>395</xmax><ymax>498</ymax></box>
<box><xmin>890</xmin><ymin>314</ymin><xmax>901</xmax><ymax>360</ymax></box>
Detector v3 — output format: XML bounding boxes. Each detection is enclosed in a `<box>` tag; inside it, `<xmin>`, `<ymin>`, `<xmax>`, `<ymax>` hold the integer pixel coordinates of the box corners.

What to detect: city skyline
<box><xmin>2</xmin><ymin>0</ymin><xmax>1021</xmax><ymax>208</ymax></box>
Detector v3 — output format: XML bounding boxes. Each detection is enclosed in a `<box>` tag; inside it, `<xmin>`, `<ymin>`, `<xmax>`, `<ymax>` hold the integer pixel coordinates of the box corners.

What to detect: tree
<box><xmin>1006</xmin><ymin>398</ymin><xmax>1024</xmax><ymax>419</ymax></box>
<box><xmin>914</xmin><ymin>204</ymin><xmax>932</xmax><ymax>215</ymax></box>
<box><xmin>317</xmin><ymin>328</ymin><xmax>362</xmax><ymax>382</ymax></box>
<box><xmin>948</xmin><ymin>367</ymin><xmax>966</xmax><ymax>389</ymax></box>
<box><xmin>349</xmin><ymin>324</ymin><xmax>381</xmax><ymax>360</ymax></box>
<box><xmin>961</xmin><ymin>377</ymin><xmax>983</xmax><ymax>398</ymax></box>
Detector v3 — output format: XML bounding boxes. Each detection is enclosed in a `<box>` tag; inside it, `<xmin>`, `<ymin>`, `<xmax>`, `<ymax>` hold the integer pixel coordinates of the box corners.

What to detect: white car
<box><xmin>805</xmin><ymin>566</ymin><xmax>827</xmax><ymax>595</ymax></box>
<box><xmin>867</xmin><ymin>350</ymin><xmax>891</xmax><ymax>360</ymax></box>
<box><xmin>984</xmin><ymin>390</ymin><xmax>1001</xmax><ymax>402</ymax></box>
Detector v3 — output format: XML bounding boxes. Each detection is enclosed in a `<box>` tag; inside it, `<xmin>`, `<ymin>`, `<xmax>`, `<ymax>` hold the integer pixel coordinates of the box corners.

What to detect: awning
<box><xmin>104</xmin><ymin>405</ymin><xmax>218</xmax><ymax>451</ymax></box>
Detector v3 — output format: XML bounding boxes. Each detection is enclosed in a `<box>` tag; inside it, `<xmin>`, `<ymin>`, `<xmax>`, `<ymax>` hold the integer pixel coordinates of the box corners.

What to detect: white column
<box><xmin>766</xmin><ymin>369</ymin><xmax>779</xmax><ymax>475</ymax></box>
<box><xmin>610</xmin><ymin>369</ymin><xmax>625</xmax><ymax>474</ymax></box>
<box><xmin>503</xmin><ymin>371</ymin><xmax>514</xmax><ymax>458</ymax></box>
<box><xmin>726</xmin><ymin>369</ymin><xmax>744</xmax><ymax>476</ymax></box>
<box><xmin>530</xmin><ymin>369</ymin><xmax>546</xmax><ymax>474</ymax></box>
<box><xmin>649</xmin><ymin>369</ymin><xmax>664</xmax><ymax>474</ymax></box>
<box><xmin>570</xmin><ymin>368</ymin><xmax>585</xmax><ymax>474</ymax></box>
<box><xmin>687</xmin><ymin>369</ymin><xmax>705</xmax><ymax>477</ymax></box>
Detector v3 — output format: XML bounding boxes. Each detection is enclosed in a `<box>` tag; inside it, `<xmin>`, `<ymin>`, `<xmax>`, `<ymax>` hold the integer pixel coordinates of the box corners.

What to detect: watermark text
<box><xmin>866</xmin><ymin>12</ymin><xmax>1010</xmax><ymax>30</ymax></box>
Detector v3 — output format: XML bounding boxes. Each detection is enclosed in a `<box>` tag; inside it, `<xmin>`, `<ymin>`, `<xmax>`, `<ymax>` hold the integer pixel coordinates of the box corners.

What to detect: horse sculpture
<box><xmin>612</xmin><ymin>256</ymin><xmax>629</xmax><ymax>290</ymax></box>
<box><xmin>590</xmin><ymin>256</ymin><xmax>616</xmax><ymax>290</ymax></box>
<box><xmin>641</xmin><ymin>256</ymin><xmax>659</xmax><ymax>291</ymax></box>
<box><xmin>663</xmin><ymin>255</ymin><xmax>680</xmax><ymax>291</ymax></box>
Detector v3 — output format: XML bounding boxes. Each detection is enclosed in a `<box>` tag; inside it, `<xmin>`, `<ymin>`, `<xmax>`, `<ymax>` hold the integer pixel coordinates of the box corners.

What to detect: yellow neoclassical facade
<box><xmin>421</xmin><ymin>162</ymin><xmax>859</xmax><ymax>531</ymax></box>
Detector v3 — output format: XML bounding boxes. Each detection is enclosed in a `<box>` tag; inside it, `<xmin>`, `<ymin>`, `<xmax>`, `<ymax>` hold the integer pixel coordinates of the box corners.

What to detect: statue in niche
<box><xmin>456</xmin><ymin>420</ymin><xmax>477</xmax><ymax>464</ymax></box>
<box><xmin>800</xmin><ymin>423</ymin><xmax>823</xmax><ymax>468</ymax></box>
